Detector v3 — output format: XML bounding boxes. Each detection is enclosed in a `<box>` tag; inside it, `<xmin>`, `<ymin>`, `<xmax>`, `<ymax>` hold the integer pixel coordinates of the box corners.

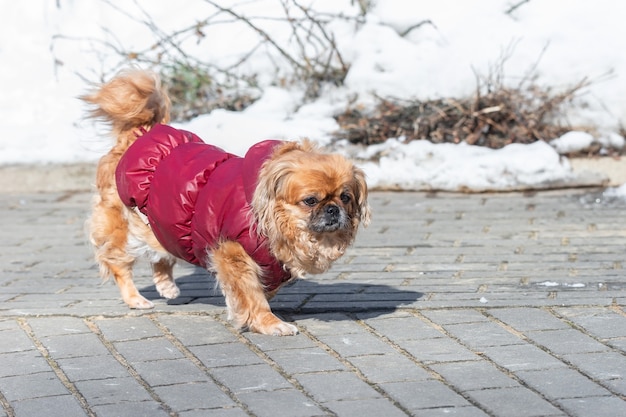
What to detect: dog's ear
<box><xmin>251</xmin><ymin>155</ymin><xmax>291</xmax><ymax>236</ymax></box>
<box><xmin>252</xmin><ymin>140</ymin><xmax>313</xmax><ymax>236</ymax></box>
<box><xmin>352</xmin><ymin>166</ymin><xmax>371</xmax><ymax>227</ymax></box>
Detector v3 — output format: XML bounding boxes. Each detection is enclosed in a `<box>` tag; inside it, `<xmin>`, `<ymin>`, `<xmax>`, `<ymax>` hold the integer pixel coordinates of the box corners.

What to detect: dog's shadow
<box><xmin>140</xmin><ymin>267</ymin><xmax>423</xmax><ymax>320</ymax></box>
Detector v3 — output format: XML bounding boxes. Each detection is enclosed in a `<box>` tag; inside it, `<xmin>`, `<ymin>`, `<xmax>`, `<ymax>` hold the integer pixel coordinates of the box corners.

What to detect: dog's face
<box><xmin>252</xmin><ymin>141</ymin><xmax>370</xmax><ymax>276</ymax></box>
<box><xmin>282</xmin><ymin>159</ymin><xmax>365</xmax><ymax>234</ymax></box>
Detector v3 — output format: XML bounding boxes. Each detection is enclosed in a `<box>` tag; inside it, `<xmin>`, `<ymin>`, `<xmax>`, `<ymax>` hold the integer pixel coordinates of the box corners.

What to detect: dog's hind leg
<box><xmin>151</xmin><ymin>256</ymin><xmax>179</xmax><ymax>300</ymax></box>
<box><xmin>210</xmin><ymin>240</ymin><xmax>298</xmax><ymax>336</ymax></box>
<box><xmin>89</xmin><ymin>193</ymin><xmax>155</xmax><ymax>309</ymax></box>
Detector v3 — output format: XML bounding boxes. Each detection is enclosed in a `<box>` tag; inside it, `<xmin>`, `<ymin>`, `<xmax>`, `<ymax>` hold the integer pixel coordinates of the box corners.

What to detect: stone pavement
<box><xmin>0</xmin><ymin>187</ymin><xmax>625</xmax><ymax>417</ymax></box>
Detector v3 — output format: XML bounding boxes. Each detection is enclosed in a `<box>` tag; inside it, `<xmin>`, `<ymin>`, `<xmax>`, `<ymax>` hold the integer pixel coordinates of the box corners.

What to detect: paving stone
<box><xmin>56</xmin><ymin>355</ymin><xmax>130</xmax><ymax>381</ymax></box>
<box><xmin>41</xmin><ymin>333</ymin><xmax>111</xmax><ymax>359</ymax></box>
<box><xmin>113</xmin><ymin>337</ymin><xmax>184</xmax><ymax>362</ymax></box>
<box><xmin>95</xmin><ymin>317</ymin><xmax>164</xmax><ymax>341</ymax></box>
<box><xmin>380</xmin><ymin>379</ymin><xmax>472</xmax><ymax>411</ymax></box>
<box><xmin>90</xmin><ymin>400</ymin><xmax>171</xmax><ymax>417</ymax></box>
<box><xmin>561</xmin><ymin>351</ymin><xmax>626</xmax><ymax>382</ymax></box>
<box><xmin>467</xmin><ymin>387</ymin><xmax>565</xmax><ymax>417</ymax></box>
<box><xmin>400</xmin><ymin>337</ymin><xmax>481</xmax><ymax>363</ymax></box>
<box><xmin>359</xmin><ymin>313</ymin><xmax>446</xmax><ymax>340</ymax></box>
<box><xmin>420</xmin><ymin>407</ymin><xmax>493</xmax><ymax>417</ymax></box>
<box><xmin>245</xmin><ymin>332</ymin><xmax>318</xmax><ymax>351</ymax></box>
<box><xmin>555</xmin><ymin>307</ymin><xmax>626</xmax><ymax>339</ymax></box>
<box><xmin>0</xmin><ymin>350</ymin><xmax>52</xmax><ymax>377</ymax></box>
<box><xmin>420</xmin><ymin>309</ymin><xmax>491</xmax><ymax>325</ymax></box>
<box><xmin>525</xmin><ymin>328</ymin><xmax>611</xmax><ymax>355</ymax></box>
<box><xmin>481</xmin><ymin>344</ymin><xmax>568</xmax><ymax>372</ymax></box>
<box><xmin>189</xmin><ymin>342</ymin><xmax>265</xmax><ymax>368</ymax></box>
<box><xmin>349</xmin><ymin>352</ymin><xmax>430</xmax><ymax>383</ymax></box>
<box><xmin>430</xmin><ymin>360</ymin><xmax>520</xmax><ymax>391</ymax></box>
<box><xmin>557</xmin><ymin>396</ymin><xmax>626</xmax><ymax>417</ymax></box>
<box><xmin>488</xmin><ymin>308</ymin><xmax>571</xmax><ymax>331</ymax></box>
<box><xmin>323</xmin><ymin>398</ymin><xmax>408</xmax><ymax>417</ymax></box>
<box><xmin>295</xmin><ymin>371</ymin><xmax>382</xmax><ymax>402</ymax></box>
<box><xmin>178</xmin><ymin>408</ymin><xmax>249</xmax><ymax>417</ymax></box>
<box><xmin>265</xmin><ymin>347</ymin><xmax>346</xmax><ymax>375</ymax></box>
<box><xmin>0</xmin><ymin>372</ymin><xmax>69</xmax><ymax>402</ymax></box>
<box><xmin>295</xmin><ymin>313</ymin><xmax>368</xmax><ymax>335</ymax></box>
<box><xmin>443</xmin><ymin>321</ymin><xmax>526</xmax><ymax>348</ymax></box>
<box><xmin>210</xmin><ymin>363</ymin><xmax>292</xmax><ymax>393</ymax></box>
<box><xmin>157</xmin><ymin>315</ymin><xmax>238</xmax><ymax>345</ymax></box>
<box><xmin>131</xmin><ymin>358</ymin><xmax>209</xmax><ymax>386</ymax></box>
<box><xmin>236</xmin><ymin>389</ymin><xmax>326</xmax><ymax>417</ymax></box>
<box><xmin>27</xmin><ymin>317</ymin><xmax>91</xmax><ymax>337</ymax></box>
<box><xmin>73</xmin><ymin>376</ymin><xmax>153</xmax><ymax>406</ymax></box>
<box><xmin>0</xmin><ymin>329</ymin><xmax>35</xmax><ymax>353</ymax></box>
<box><xmin>515</xmin><ymin>368</ymin><xmax>612</xmax><ymax>399</ymax></box>
<box><xmin>313</xmin><ymin>331</ymin><xmax>397</xmax><ymax>357</ymax></box>
<box><xmin>11</xmin><ymin>395</ymin><xmax>88</xmax><ymax>417</ymax></box>
<box><xmin>152</xmin><ymin>381</ymin><xmax>236</xmax><ymax>411</ymax></box>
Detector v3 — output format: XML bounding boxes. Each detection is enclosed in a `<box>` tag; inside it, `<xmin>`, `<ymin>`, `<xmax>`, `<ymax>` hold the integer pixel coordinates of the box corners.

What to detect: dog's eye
<box><xmin>340</xmin><ymin>193</ymin><xmax>351</xmax><ymax>204</ymax></box>
<box><xmin>303</xmin><ymin>197</ymin><xmax>319</xmax><ymax>207</ymax></box>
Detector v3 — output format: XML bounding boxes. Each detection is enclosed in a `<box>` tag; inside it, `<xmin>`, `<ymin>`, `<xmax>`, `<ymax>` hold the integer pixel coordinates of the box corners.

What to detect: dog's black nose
<box><xmin>310</xmin><ymin>204</ymin><xmax>345</xmax><ymax>232</ymax></box>
<box><xmin>326</xmin><ymin>205</ymin><xmax>340</xmax><ymax>217</ymax></box>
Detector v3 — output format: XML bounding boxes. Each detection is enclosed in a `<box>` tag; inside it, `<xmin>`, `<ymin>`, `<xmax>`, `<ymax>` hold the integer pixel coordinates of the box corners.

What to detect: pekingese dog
<box><xmin>82</xmin><ymin>69</ymin><xmax>370</xmax><ymax>336</ymax></box>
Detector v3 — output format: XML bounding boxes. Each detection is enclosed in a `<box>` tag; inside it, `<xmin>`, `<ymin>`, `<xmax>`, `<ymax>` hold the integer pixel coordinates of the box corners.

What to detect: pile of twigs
<box><xmin>161</xmin><ymin>64</ymin><xmax>258</xmax><ymax>121</ymax></box>
<box><xmin>334</xmin><ymin>77</ymin><xmax>593</xmax><ymax>149</ymax></box>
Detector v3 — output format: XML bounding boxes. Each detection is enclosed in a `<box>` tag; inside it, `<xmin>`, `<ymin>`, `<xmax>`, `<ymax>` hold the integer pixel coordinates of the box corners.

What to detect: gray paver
<box><xmin>265</xmin><ymin>347</ymin><xmax>347</xmax><ymax>374</ymax></box>
<box><xmin>189</xmin><ymin>342</ymin><xmax>265</xmax><ymax>368</ymax></box>
<box><xmin>0</xmin><ymin>372</ymin><xmax>69</xmax><ymax>402</ymax></box>
<box><xmin>294</xmin><ymin>371</ymin><xmax>382</xmax><ymax>402</ymax></box>
<box><xmin>72</xmin><ymin>377</ymin><xmax>154</xmax><ymax>406</ymax></box>
<box><xmin>348</xmin><ymin>352</ymin><xmax>430</xmax><ymax>383</ymax></box>
<box><xmin>380</xmin><ymin>380</ymin><xmax>472</xmax><ymax>411</ymax></box>
<box><xmin>236</xmin><ymin>389</ymin><xmax>326</xmax><ymax>417</ymax></box>
<box><xmin>113</xmin><ymin>338</ymin><xmax>185</xmax><ymax>362</ymax></box>
<box><xmin>429</xmin><ymin>360</ymin><xmax>520</xmax><ymax>391</ymax></box>
<box><xmin>131</xmin><ymin>358</ymin><xmax>210</xmax><ymax>386</ymax></box>
<box><xmin>557</xmin><ymin>396</ymin><xmax>626</xmax><ymax>417</ymax></box>
<box><xmin>152</xmin><ymin>382</ymin><xmax>236</xmax><ymax>412</ymax></box>
<box><xmin>323</xmin><ymin>398</ymin><xmax>409</xmax><ymax>417</ymax></box>
<box><xmin>55</xmin><ymin>355</ymin><xmax>130</xmax><ymax>381</ymax></box>
<box><xmin>210</xmin><ymin>363</ymin><xmax>292</xmax><ymax>393</ymax></box>
<box><xmin>90</xmin><ymin>401</ymin><xmax>171</xmax><ymax>417</ymax></box>
<box><xmin>12</xmin><ymin>395</ymin><xmax>88</xmax><ymax>417</ymax></box>
<box><xmin>466</xmin><ymin>387</ymin><xmax>565</xmax><ymax>417</ymax></box>
<box><xmin>515</xmin><ymin>368</ymin><xmax>612</xmax><ymax>399</ymax></box>
<box><xmin>1</xmin><ymin>188</ymin><xmax>626</xmax><ymax>416</ymax></box>
<box><xmin>481</xmin><ymin>344</ymin><xmax>569</xmax><ymax>372</ymax></box>
<box><xmin>525</xmin><ymin>328</ymin><xmax>611</xmax><ymax>354</ymax></box>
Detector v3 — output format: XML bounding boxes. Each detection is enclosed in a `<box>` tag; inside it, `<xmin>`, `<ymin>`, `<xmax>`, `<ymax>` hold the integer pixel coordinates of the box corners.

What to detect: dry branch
<box><xmin>334</xmin><ymin>76</ymin><xmax>594</xmax><ymax>151</ymax></box>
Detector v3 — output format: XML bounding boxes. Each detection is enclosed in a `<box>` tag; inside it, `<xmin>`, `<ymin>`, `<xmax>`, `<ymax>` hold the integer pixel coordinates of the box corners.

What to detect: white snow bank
<box><xmin>338</xmin><ymin>138</ymin><xmax>595</xmax><ymax>192</ymax></box>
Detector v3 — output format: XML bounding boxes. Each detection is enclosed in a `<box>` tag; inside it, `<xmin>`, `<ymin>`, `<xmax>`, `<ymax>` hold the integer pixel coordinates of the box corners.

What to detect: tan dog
<box><xmin>82</xmin><ymin>69</ymin><xmax>370</xmax><ymax>335</ymax></box>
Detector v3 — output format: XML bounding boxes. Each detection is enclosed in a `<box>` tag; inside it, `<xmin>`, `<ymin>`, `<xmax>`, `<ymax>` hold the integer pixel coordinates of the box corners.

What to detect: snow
<box><xmin>337</xmin><ymin>139</ymin><xmax>576</xmax><ymax>192</ymax></box>
<box><xmin>550</xmin><ymin>132</ymin><xmax>595</xmax><ymax>155</ymax></box>
<box><xmin>2</xmin><ymin>0</ymin><xmax>625</xmax><ymax>191</ymax></box>
<box><xmin>602</xmin><ymin>183</ymin><xmax>626</xmax><ymax>200</ymax></box>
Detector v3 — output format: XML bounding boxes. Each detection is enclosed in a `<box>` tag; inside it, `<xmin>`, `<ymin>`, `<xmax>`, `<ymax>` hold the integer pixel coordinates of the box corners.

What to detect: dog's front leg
<box><xmin>210</xmin><ymin>241</ymin><xmax>298</xmax><ymax>336</ymax></box>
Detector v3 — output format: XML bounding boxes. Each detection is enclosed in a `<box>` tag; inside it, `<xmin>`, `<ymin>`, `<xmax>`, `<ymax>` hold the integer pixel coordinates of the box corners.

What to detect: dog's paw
<box><xmin>126</xmin><ymin>294</ymin><xmax>155</xmax><ymax>309</ymax></box>
<box><xmin>269</xmin><ymin>321</ymin><xmax>299</xmax><ymax>336</ymax></box>
<box><xmin>156</xmin><ymin>280</ymin><xmax>180</xmax><ymax>299</ymax></box>
<box><xmin>252</xmin><ymin>312</ymin><xmax>299</xmax><ymax>336</ymax></box>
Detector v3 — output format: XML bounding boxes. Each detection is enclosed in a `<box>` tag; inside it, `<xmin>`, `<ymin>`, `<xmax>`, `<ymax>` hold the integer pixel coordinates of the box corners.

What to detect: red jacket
<box><xmin>115</xmin><ymin>124</ymin><xmax>292</xmax><ymax>291</ymax></box>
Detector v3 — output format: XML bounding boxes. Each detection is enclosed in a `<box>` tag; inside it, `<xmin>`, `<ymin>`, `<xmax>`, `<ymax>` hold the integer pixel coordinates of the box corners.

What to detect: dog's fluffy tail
<box><xmin>81</xmin><ymin>69</ymin><xmax>170</xmax><ymax>150</ymax></box>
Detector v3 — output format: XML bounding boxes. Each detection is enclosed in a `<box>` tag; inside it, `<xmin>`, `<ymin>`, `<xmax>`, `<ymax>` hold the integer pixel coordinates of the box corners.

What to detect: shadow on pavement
<box><xmin>140</xmin><ymin>269</ymin><xmax>424</xmax><ymax>318</ymax></box>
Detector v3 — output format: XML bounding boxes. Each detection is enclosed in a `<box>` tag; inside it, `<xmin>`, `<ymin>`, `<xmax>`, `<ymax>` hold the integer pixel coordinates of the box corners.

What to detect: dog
<box><xmin>82</xmin><ymin>69</ymin><xmax>370</xmax><ymax>335</ymax></box>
